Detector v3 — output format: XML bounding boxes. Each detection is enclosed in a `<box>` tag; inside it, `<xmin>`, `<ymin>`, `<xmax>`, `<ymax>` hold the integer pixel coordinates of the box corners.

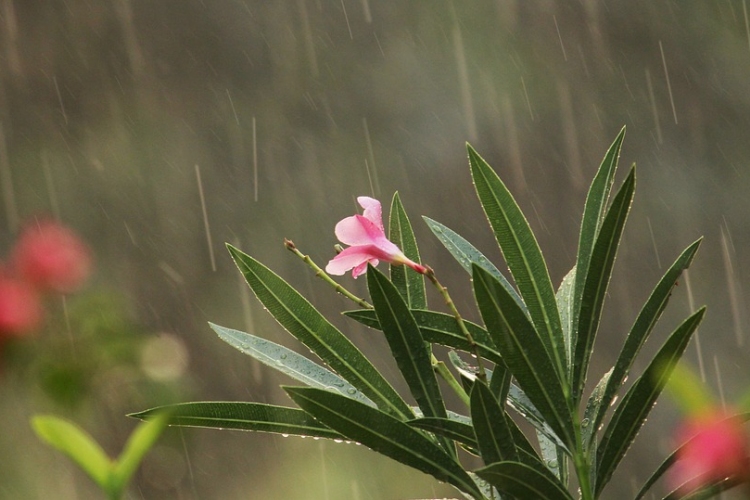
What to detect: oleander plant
<box><xmin>133</xmin><ymin>128</ymin><xmax>750</xmax><ymax>499</ymax></box>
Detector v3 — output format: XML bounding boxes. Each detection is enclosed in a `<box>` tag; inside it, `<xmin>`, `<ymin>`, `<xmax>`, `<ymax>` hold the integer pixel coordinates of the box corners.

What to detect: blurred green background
<box><xmin>1</xmin><ymin>1</ymin><xmax>750</xmax><ymax>498</ymax></box>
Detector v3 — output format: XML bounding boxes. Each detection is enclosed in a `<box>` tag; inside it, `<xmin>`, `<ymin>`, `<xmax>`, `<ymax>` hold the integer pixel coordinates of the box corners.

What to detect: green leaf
<box><xmin>488</xmin><ymin>358</ymin><xmax>511</xmax><ymax>404</ymax></box>
<box><xmin>668</xmin><ymin>479</ymin><xmax>743</xmax><ymax>500</ymax></box>
<box><xmin>129</xmin><ymin>402</ymin><xmax>343</xmax><ymax>439</ymax></box>
<box><xmin>473</xmin><ymin>264</ymin><xmax>575</xmax><ymax>449</ymax></box>
<box><xmin>285</xmin><ymin>387</ymin><xmax>484</xmax><ymax>500</ymax></box>
<box><xmin>507</xmin><ymin>383</ymin><xmax>568</xmax><ymax>453</ymax></box>
<box><xmin>595</xmin><ymin>307</ymin><xmax>706</xmax><ymax>497</ymax></box>
<box><xmin>367</xmin><ymin>266</ymin><xmax>447</xmax><ymax>423</ymax></box>
<box><xmin>591</xmin><ymin>239</ymin><xmax>702</xmax><ymax>439</ymax></box>
<box><xmin>468</xmin><ymin>144</ymin><xmax>567</xmax><ymax>382</ymax></box>
<box><xmin>470</xmin><ymin>380</ymin><xmax>519</xmax><ymax>464</ymax></box>
<box><xmin>423</xmin><ymin>216</ymin><xmax>527</xmax><ymax>314</ymax></box>
<box><xmin>582</xmin><ymin>368</ymin><xmax>613</xmax><ymax>450</ymax></box>
<box><xmin>506</xmin><ymin>414</ymin><xmax>541</xmax><ymax>461</ymax></box>
<box><xmin>111</xmin><ymin>412</ymin><xmax>170</xmax><ymax>496</ymax></box>
<box><xmin>227</xmin><ymin>244</ymin><xmax>412</xmax><ymax>419</ymax></box>
<box><xmin>31</xmin><ymin>415</ymin><xmax>112</xmax><ymax>490</ymax></box>
<box><xmin>556</xmin><ymin>266</ymin><xmax>576</xmax><ymax>368</ymax></box>
<box><xmin>408</xmin><ymin>417</ymin><xmax>478</xmax><ymax>451</ymax></box>
<box><xmin>572</xmin><ymin>166</ymin><xmax>636</xmax><ymax>403</ymax></box>
<box><xmin>344</xmin><ymin>308</ymin><xmax>503</xmax><ymax>365</ymax></box>
<box><xmin>572</xmin><ymin>128</ymin><xmax>626</xmax><ymax>373</ymax></box>
<box><xmin>389</xmin><ymin>192</ymin><xmax>426</xmax><ymax>309</ymax></box>
<box><xmin>475</xmin><ymin>461</ymin><xmax>573</xmax><ymax>500</ymax></box>
<box><xmin>210</xmin><ymin>322</ymin><xmax>375</xmax><ymax>407</ymax></box>
<box><xmin>537</xmin><ymin>430</ymin><xmax>569</xmax><ymax>485</ymax></box>
<box><xmin>449</xmin><ymin>350</ymin><xmax>477</xmax><ymax>395</ymax></box>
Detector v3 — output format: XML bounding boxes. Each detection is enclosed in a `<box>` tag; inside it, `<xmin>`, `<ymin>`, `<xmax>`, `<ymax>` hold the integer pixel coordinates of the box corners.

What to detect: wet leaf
<box><xmin>591</xmin><ymin>239</ymin><xmax>702</xmax><ymax>440</ymax></box>
<box><xmin>475</xmin><ymin>461</ymin><xmax>573</xmax><ymax>500</ymax></box>
<box><xmin>129</xmin><ymin>402</ymin><xmax>343</xmax><ymax>439</ymax></box>
<box><xmin>389</xmin><ymin>192</ymin><xmax>426</xmax><ymax>309</ymax></box>
<box><xmin>344</xmin><ymin>308</ymin><xmax>503</xmax><ymax>365</ymax></box>
<box><xmin>210</xmin><ymin>323</ymin><xmax>375</xmax><ymax>407</ymax></box>
<box><xmin>473</xmin><ymin>264</ymin><xmax>575</xmax><ymax>449</ymax></box>
<box><xmin>595</xmin><ymin>307</ymin><xmax>706</xmax><ymax>497</ymax></box>
<box><xmin>423</xmin><ymin>216</ymin><xmax>527</xmax><ymax>314</ymax></box>
<box><xmin>367</xmin><ymin>266</ymin><xmax>448</xmax><ymax>424</ymax></box>
<box><xmin>227</xmin><ymin>244</ymin><xmax>412</xmax><ymax>419</ymax></box>
<box><xmin>571</xmin><ymin>128</ymin><xmax>625</xmax><ymax>380</ymax></box>
<box><xmin>285</xmin><ymin>387</ymin><xmax>484</xmax><ymax>499</ymax></box>
<box><xmin>470</xmin><ymin>380</ymin><xmax>518</xmax><ymax>464</ymax></box>
<box><xmin>572</xmin><ymin>166</ymin><xmax>635</xmax><ymax>402</ymax></box>
<box><xmin>468</xmin><ymin>144</ymin><xmax>567</xmax><ymax>383</ymax></box>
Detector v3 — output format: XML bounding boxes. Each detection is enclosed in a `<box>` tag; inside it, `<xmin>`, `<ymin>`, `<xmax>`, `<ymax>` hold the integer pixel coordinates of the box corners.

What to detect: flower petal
<box><xmin>357</xmin><ymin>196</ymin><xmax>384</xmax><ymax>231</ymax></box>
<box><xmin>334</xmin><ymin>214</ymin><xmax>385</xmax><ymax>246</ymax></box>
<box><xmin>325</xmin><ymin>246</ymin><xmax>375</xmax><ymax>276</ymax></box>
<box><xmin>351</xmin><ymin>260</ymin><xmax>374</xmax><ymax>279</ymax></box>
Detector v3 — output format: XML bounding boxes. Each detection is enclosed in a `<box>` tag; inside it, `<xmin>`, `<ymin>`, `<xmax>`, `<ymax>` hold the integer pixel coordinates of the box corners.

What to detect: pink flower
<box><xmin>325</xmin><ymin>196</ymin><xmax>427</xmax><ymax>279</ymax></box>
<box><xmin>11</xmin><ymin>220</ymin><xmax>92</xmax><ymax>294</ymax></box>
<box><xmin>0</xmin><ymin>275</ymin><xmax>42</xmax><ymax>337</ymax></box>
<box><xmin>669</xmin><ymin>410</ymin><xmax>750</xmax><ymax>494</ymax></box>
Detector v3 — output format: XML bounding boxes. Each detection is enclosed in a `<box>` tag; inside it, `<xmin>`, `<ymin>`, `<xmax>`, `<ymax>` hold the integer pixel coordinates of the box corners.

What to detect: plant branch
<box><xmin>284</xmin><ymin>239</ymin><xmax>372</xmax><ymax>309</ymax></box>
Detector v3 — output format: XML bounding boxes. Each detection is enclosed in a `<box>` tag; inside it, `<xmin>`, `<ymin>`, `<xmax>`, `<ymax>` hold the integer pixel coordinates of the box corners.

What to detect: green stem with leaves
<box><xmin>286</xmin><ymin>240</ymin><xmax>471</xmax><ymax>405</ymax></box>
<box><xmin>424</xmin><ymin>267</ymin><xmax>488</xmax><ymax>383</ymax></box>
<box><xmin>285</xmin><ymin>239</ymin><xmax>372</xmax><ymax>309</ymax></box>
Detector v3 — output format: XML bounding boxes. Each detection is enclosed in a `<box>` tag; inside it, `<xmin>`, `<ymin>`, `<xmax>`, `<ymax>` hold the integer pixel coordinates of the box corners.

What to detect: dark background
<box><xmin>1</xmin><ymin>2</ymin><xmax>749</xmax><ymax>498</ymax></box>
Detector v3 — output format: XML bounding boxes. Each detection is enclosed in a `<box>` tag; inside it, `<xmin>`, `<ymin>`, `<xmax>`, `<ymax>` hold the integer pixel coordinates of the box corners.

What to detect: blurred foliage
<box><xmin>2</xmin><ymin>1</ymin><xmax>750</xmax><ymax>498</ymax></box>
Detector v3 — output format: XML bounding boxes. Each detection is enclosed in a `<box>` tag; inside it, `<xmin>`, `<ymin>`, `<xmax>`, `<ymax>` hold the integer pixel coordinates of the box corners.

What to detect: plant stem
<box><xmin>424</xmin><ymin>267</ymin><xmax>488</xmax><ymax>383</ymax></box>
<box><xmin>433</xmin><ymin>358</ymin><xmax>470</xmax><ymax>407</ymax></box>
<box><xmin>284</xmin><ymin>239</ymin><xmax>372</xmax><ymax>309</ymax></box>
<box><xmin>573</xmin><ymin>417</ymin><xmax>595</xmax><ymax>500</ymax></box>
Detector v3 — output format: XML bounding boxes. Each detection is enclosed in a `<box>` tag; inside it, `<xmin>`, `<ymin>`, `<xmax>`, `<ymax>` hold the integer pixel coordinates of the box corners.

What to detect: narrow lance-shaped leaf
<box><xmin>470</xmin><ymin>380</ymin><xmax>519</xmax><ymax>464</ymax></box>
<box><xmin>227</xmin><ymin>244</ymin><xmax>412</xmax><ymax>419</ymax></box>
<box><xmin>507</xmin><ymin>383</ymin><xmax>569</xmax><ymax>453</ymax></box>
<box><xmin>389</xmin><ymin>192</ymin><xmax>426</xmax><ymax>309</ymax></box>
<box><xmin>408</xmin><ymin>417</ymin><xmax>479</xmax><ymax>452</ymax></box>
<box><xmin>595</xmin><ymin>307</ymin><xmax>706</xmax><ymax>497</ymax></box>
<box><xmin>572</xmin><ymin>166</ymin><xmax>636</xmax><ymax>403</ymax></box>
<box><xmin>344</xmin><ymin>308</ymin><xmax>504</xmax><ymax>365</ymax></box>
<box><xmin>423</xmin><ymin>216</ymin><xmax>527</xmax><ymax>315</ymax></box>
<box><xmin>210</xmin><ymin>323</ymin><xmax>375</xmax><ymax>407</ymax></box>
<box><xmin>31</xmin><ymin>415</ymin><xmax>112</xmax><ymax>490</ymax></box>
<box><xmin>537</xmin><ymin>430</ymin><xmax>569</xmax><ymax>485</ymax></box>
<box><xmin>556</xmin><ymin>266</ymin><xmax>576</xmax><ymax>367</ymax></box>
<box><xmin>571</xmin><ymin>127</ymin><xmax>626</xmax><ymax>372</ymax></box>
<box><xmin>488</xmin><ymin>358</ymin><xmax>511</xmax><ymax>404</ymax></box>
<box><xmin>582</xmin><ymin>368</ymin><xmax>613</xmax><ymax>450</ymax></box>
<box><xmin>285</xmin><ymin>387</ymin><xmax>485</xmax><ymax>500</ymax></box>
<box><xmin>473</xmin><ymin>264</ymin><xmax>575</xmax><ymax>449</ymax></box>
<box><xmin>468</xmin><ymin>144</ymin><xmax>567</xmax><ymax>382</ymax></box>
<box><xmin>129</xmin><ymin>402</ymin><xmax>344</xmax><ymax>439</ymax></box>
<box><xmin>111</xmin><ymin>412</ymin><xmax>171</xmax><ymax>496</ymax></box>
<box><xmin>591</xmin><ymin>239</ymin><xmax>702</xmax><ymax>442</ymax></box>
<box><xmin>367</xmin><ymin>266</ymin><xmax>447</xmax><ymax>424</ymax></box>
<box><xmin>475</xmin><ymin>461</ymin><xmax>573</xmax><ymax>500</ymax></box>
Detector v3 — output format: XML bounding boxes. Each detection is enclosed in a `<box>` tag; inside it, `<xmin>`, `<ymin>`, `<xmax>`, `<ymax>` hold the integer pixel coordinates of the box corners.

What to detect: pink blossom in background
<box><xmin>11</xmin><ymin>220</ymin><xmax>92</xmax><ymax>294</ymax></box>
<box><xmin>0</xmin><ymin>275</ymin><xmax>42</xmax><ymax>337</ymax></box>
<box><xmin>669</xmin><ymin>410</ymin><xmax>750</xmax><ymax>494</ymax></box>
<box><xmin>325</xmin><ymin>196</ymin><xmax>427</xmax><ymax>279</ymax></box>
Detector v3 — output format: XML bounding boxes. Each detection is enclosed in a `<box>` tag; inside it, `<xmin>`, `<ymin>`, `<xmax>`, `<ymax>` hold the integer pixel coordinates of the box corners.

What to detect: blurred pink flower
<box><xmin>0</xmin><ymin>275</ymin><xmax>42</xmax><ymax>337</ymax></box>
<box><xmin>11</xmin><ymin>220</ymin><xmax>92</xmax><ymax>294</ymax></box>
<box><xmin>669</xmin><ymin>410</ymin><xmax>750</xmax><ymax>494</ymax></box>
<box><xmin>325</xmin><ymin>196</ymin><xmax>427</xmax><ymax>279</ymax></box>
